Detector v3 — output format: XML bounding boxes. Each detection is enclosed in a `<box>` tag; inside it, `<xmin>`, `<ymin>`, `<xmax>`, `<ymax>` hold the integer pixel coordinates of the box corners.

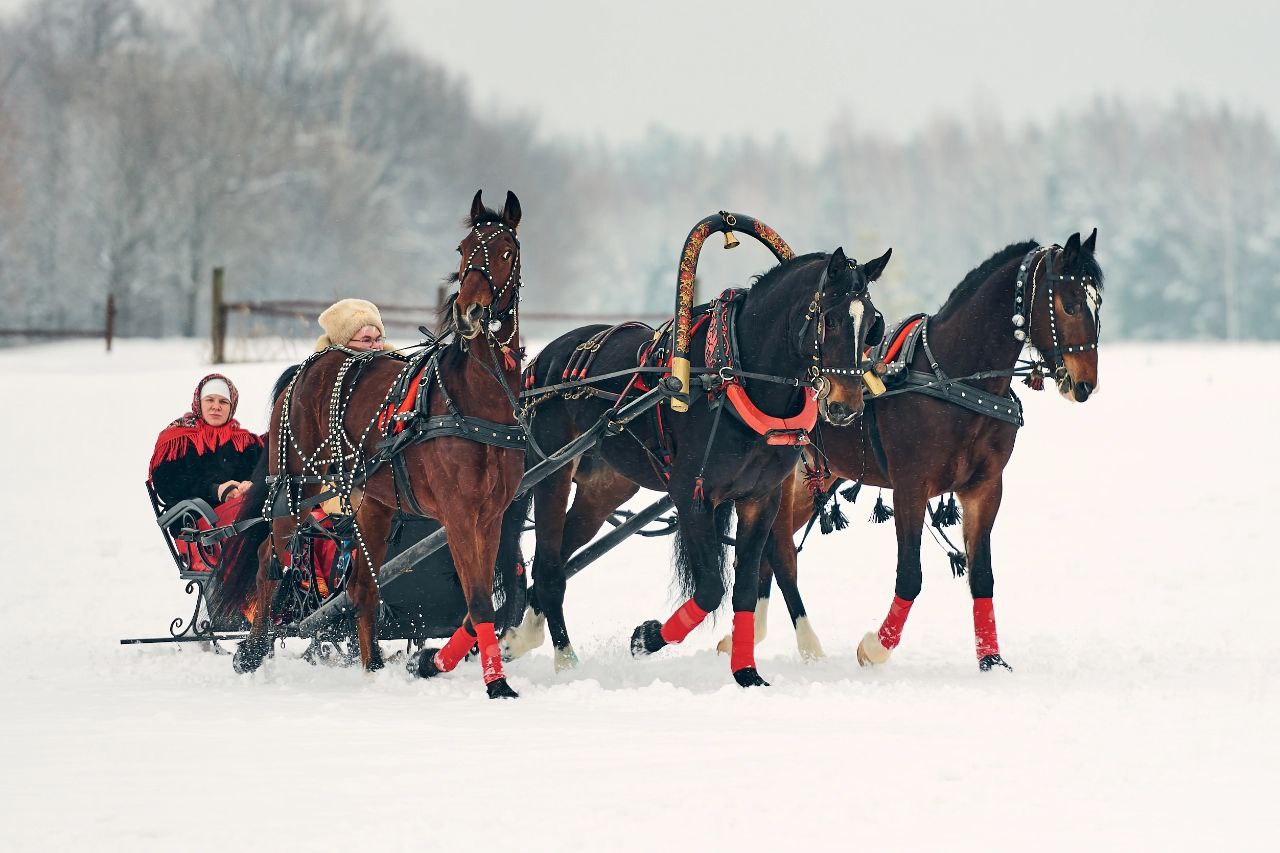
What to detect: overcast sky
<box><xmin>383</xmin><ymin>0</ymin><xmax>1279</xmax><ymax>152</ymax></box>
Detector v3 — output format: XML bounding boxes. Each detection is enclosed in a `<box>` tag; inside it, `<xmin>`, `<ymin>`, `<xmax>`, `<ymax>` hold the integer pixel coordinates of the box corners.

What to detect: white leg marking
<box><xmin>795</xmin><ymin>616</ymin><xmax>826</xmax><ymax>661</ymax></box>
<box><xmin>499</xmin><ymin>607</ymin><xmax>546</xmax><ymax>659</ymax></box>
<box><xmin>553</xmin><ymin>643</ymin><xmax>579</xmax><ymax>672</ymax></box>
<box><xmin>754</xmin><ymin>597</ymin><xmax>769</xmax><ymax>645</ymax></box>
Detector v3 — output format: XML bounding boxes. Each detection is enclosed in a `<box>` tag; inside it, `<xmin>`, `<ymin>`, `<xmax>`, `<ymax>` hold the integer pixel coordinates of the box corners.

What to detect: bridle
<box><xmin>458</xmin><ymin>222</ymin><xmax>522</xmax><ymax>346</ymax></box>
<box><xmin>800</xmin><ymin>260</ymin><xmax>884</xmax><ymax>401</ymax></box>
<box><xmin>1012</xmin><ymin>245</ymin><xmax>1101</xmax><ymax>390</ymax></box>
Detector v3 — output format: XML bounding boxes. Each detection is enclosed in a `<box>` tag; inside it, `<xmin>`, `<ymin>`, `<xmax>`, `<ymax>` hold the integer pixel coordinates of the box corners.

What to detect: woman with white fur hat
<box><xmin>315</xmin><ymin>298</ymin><xmax>394</xmax><ymax>352</ymax></box>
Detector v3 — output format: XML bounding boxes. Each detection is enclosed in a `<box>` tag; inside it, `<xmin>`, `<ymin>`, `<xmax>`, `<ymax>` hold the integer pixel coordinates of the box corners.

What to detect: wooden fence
<box><xmin>0</xmin><ymin>295</ymin><xmax>116</xmax><ymax>350</ymax></box>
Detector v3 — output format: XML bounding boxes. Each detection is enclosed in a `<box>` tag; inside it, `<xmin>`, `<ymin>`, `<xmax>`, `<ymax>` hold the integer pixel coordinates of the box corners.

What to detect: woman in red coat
<box><xmin>148</xmin><ymin>374</ymin><xmax>263</xmax><ymax>517</ymax></box>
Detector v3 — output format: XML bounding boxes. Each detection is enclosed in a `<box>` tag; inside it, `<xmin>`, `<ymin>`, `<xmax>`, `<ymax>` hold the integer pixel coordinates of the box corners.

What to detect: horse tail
<box><xmin>207</xmin><ymin>434</ymin><xmax>273</xmax><ymax>623</ymax></box>
<box><xmin>672</xmin><ymin>500</ymin><xmax>734</xmax><ymax>603</ymax></box>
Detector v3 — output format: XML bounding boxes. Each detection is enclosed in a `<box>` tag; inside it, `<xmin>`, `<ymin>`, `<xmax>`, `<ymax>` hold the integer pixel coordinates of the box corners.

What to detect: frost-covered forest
<box><xmin>1</xmin><ymin>0</ymin><xmax>1277</xmax><ymax>340</ymax></box>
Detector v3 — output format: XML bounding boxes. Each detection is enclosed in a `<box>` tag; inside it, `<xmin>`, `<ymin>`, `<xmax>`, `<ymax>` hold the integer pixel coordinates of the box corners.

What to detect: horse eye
<box><xmin>503</xmin><ymin>250</ymin><xmax>511</xmax><ymax>260</ymax></box>
<box><xmin>1064</xmin><ymin>302</ymin><xmax>1079</xmax><ymax>316</ymax></box>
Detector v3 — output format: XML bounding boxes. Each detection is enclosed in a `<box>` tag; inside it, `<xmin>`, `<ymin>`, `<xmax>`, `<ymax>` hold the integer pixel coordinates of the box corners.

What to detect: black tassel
<box><xmin>949</xmin><ymin>551</ymin><xmax>967</xmax><ymax>578</ymax></box>
<box><xmin>870</xmin><ymin>493</ymin><xmax>894</xmax><ymax>523</ymax></box>
<box><xmin>829</xmin><ymin>497</ymin><xmax>849</xmax><ymax>531</ymax></box>
<box><xmin>933</xmin><ymin>494</ymin><xmax>960</xmax><ymax>528</ymax></box>
<box><xmin>385</xmin><ymin>513</ymin><xmax>405</xmax><ymax>546</ymax></box>
<box><xmin>818</xmin><ymin>508</ymin><xmax>834</xmax><ymax>535</ymax></box>
<box><xmin>840</xmin><ymin>481</ymin><xmax>862</xmax><ymax>503</ymax></box>
<box><xmin>690</xmin><ymin>477</ymin><xmax>708</xmax><ymax>514</ymax></box>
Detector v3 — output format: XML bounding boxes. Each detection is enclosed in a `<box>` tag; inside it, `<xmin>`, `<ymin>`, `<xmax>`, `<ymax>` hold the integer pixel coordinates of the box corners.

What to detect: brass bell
<box><xmin>722</xmin><ymin>230</ymin><xmax>740</xmax><ymax>250</ymax></box>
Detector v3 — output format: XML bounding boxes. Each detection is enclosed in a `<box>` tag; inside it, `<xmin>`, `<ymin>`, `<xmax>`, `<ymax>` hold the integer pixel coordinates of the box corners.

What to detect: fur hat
<box><xmin>315</xmin><ymin>298</ymin><xmax>386</xmax><ymax>352</ymax></box>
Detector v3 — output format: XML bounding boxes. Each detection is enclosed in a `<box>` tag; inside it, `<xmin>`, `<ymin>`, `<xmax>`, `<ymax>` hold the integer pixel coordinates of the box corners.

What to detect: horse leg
<box><xmin>717</xmin><ymin>541</ymin><xmax>773</xmax><ymax>655</ymax></box>
<box><xmin>418</xmin><ymin>506</ymin><xmax>517</xmax><ymax>698</ymax></box>
<box><xmin>769</xmin><ymin>528</ymin><xmax>826</xmax><ymax>661</ymax></box>
<box><xmin>526</xmin><ymin>468</ymin><xmax>578</xmax><ymax>669</ymax></box>
<box><xmin>631</xmin><ymin>500</ymin><xmax>727</xmax><ymax>661</ymax></box>
<box><xmin>233</xmin><ymin>523</ymin><xmax>290</xmax><ymax>674</ymax></box>
<box><xmin>348</xmin><ymin>500</ymin><xmax>392</xmax><ymax>672</ymax></box>
<box><xmin>858</xmin><ymin>488</ymin><xmax>926</xmax><ymax>666</ymax></box>
<box><xmin>958</xmin><ymin>476</ymin><xmax>1012</xmax><ymax>672</ymax></box>
<box><xmin>723</xmin><ymin>493</ymin><xmax>783</xmax><ymax>687</ymax></box>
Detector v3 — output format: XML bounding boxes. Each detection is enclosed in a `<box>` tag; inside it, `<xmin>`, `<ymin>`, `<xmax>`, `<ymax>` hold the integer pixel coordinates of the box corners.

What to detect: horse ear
<box><xmin>862</xmin><ymin>248</ymin><xmax>893</xmax><ymax>283</ymax></box>
<box><xmin>1082</xmin><ymin>227</ymin><xmax>1097</xmax><ymax>255</ymax></box>
<box><xmin>1062</xmin><ymin>231</ymin><xmax>1081</xmax><ymax>265</ymax></box>
<box><xmin>501</xmin><ymin>190</ymin><xmax>522</xmax><ymax>230</ymax></box>
<box><xmin>469</xmin><ymin>190</ymin><xmax>485</xmax><ymax>225</ymax></box>
<box><xmin>826</xmin><ymin>247</ymin><xmax>848</xmax><ymax>280</ymax></box>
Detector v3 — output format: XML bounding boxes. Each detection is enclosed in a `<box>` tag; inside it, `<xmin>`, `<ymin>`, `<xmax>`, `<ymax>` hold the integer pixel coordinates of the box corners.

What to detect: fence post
<box><xmin>211</xmin><ymin>267</ymin><xmax>225</xmax><ymax>364</ymax></box>
<box><xmin>104</xmin><ymin>294</ymin><xmax>116</xmax><ymax>352</ymax></box>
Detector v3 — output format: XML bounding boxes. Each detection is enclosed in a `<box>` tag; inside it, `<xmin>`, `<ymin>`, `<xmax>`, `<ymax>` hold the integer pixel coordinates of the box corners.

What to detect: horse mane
<box><xmin>437</xmin><ymin>283</ymin><xmax>460</xmax><ymax>337</ymax></box>
<box><xmin>935</xmin><ymin>238</ymin><xmax>1106</xmax><ymax>322</ymax></box>
<box><xmin>934</xmin><ymin>240</ymin><xmax>1038</xmax><ymax>321</ymax></box>
<box><xmin>466</xmin><ymin>205</ymin><xmax>504</xmax><ymax>228</ymax></box>
<box><xmin>748</xmin><ymin>251</ymin><xmax>827</xmax><ymax>295</ymax></box>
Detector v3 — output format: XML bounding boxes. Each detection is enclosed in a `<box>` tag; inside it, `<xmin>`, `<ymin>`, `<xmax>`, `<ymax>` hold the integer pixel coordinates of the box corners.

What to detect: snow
<box><xmin>1</xmin><ymin>339</ymin><xmax>1277</xmax><ymax>851</ymax></box>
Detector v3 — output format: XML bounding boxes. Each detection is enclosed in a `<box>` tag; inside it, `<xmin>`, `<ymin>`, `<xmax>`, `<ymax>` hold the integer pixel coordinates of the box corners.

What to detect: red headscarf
<box><xmin>147</xmin><ymin>373</ymin><xmax>263</xmax><ymax>479</ymax></box>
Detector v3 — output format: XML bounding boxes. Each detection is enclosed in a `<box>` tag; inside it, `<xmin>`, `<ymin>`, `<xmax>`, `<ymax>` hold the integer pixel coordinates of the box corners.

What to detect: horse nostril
<box><xmin>1074</xmin><ymin>381</ymin><xmax>1092</xmax><ymax>402</ymax></box>
<box><xmin>828</xmin><ymin>401</ymin><xmax>851</xmax><ymax>420</ymax></box>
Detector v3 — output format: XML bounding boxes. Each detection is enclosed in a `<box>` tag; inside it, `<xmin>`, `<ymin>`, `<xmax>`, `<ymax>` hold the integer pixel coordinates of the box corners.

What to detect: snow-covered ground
<box><xmin>1</xmin><ymin>339</ymin><xmax>1276</xmax><ymax>851</ymax></box>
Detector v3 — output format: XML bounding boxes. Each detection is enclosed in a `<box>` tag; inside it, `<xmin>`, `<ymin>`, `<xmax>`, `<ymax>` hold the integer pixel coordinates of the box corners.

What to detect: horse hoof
<box><xmin>856</xmin><ymin>631</ymin><xmax>892</xmax><ymax>667</ymax></box>
<box><xmin>715</xmin><ymin>634</ymin><xmax>732</xmax><ymax>655</ymax></box>
<box><xmin>630</xmin><ymin>620</ymin><xmax>666</xmax><ymax>657</ymax></box>
<box><xmin>733</xmin><ymin>667</ymin><xmax>770</xmax><ymax>688</ymax></box>
<box><xmin>416</xmin><ymin>648</ymin><xmax>443</xmax><ymax>679</ymax></box>
<box><xmin>486</xmin><ymin>678</ymin><xmax>520</xmax><ymax>699</ymax></box>
<box><xmin>979</xmin><ymin>654</ymin><xmax>1013</xmax><ymax>672</ymax></box>
<box><xmin>232</xmin><ymin>636</ymin><xmax>269</xmax><ymax>674</ymax></box>
<box><xmin>553</xmin><ymin>645</ymin><xmax>579</xmax><ymax>672</ymax></box>
<box><xmin>500</xmin><ymin>608</ymin><xmax>546</xmax><ymax>661</ymax></box>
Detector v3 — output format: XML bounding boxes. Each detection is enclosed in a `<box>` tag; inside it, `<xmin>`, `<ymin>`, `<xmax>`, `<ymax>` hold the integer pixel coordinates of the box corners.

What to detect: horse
<box><xmin>732</xmin><ymin>230</ymin><xmax>1103</xmax><ymax>670</ymax></box>
<box><xmin>500</xmin><ymin>245</ymin><xmax>892</xmax><ymax>687</ymax></box>
<box><xmin>214</xmin><ymin>190</ymin><xmax>529</xmax><ymax>699</ymax></box>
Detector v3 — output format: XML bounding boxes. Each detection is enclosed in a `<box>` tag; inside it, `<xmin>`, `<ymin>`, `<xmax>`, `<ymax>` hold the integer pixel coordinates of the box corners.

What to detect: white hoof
<box><xmin>499</xmin><ymin>608</ymin><xmax>546</xmax><ymax>660</ymax></box>
<box><xmin>554</xmin><ymin>644</ymin><xmax>579</xmax><ymax>672</ymax></box>
<box><xmin>716</xmin><ymin>598</ymin><xmax>771</xmax><ymax>654</ymax></box>
<box><xmin>716</xmin><ymin>634</ymin><xmax>732</xmax><ymax>655</ymax></box>
<box><xmin>857</xmin><ymin>631</ymin><xmax>891</xmax><ymax>667</ymax></box>
<box><xmin>795</xmin><ymin>616</ymin><xmax>826</xmax><ymax>661</ymax></box>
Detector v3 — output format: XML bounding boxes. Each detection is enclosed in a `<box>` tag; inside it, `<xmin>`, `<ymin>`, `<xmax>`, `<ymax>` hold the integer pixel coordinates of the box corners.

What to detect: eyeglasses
<box><xmin>351</xmin><ymin>336</ymin><xmax>385</xmax><ymax>345</ymax></box>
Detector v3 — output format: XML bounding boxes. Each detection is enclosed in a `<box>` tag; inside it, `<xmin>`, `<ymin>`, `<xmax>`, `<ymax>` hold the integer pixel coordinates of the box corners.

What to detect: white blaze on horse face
<box><xmin>1084</xmin><ymin>283</ymin><xmax>1101</xmax><ymax>328</ymax></box>
<box><xmin>848</xmin><ymin>298</ymin><xmax>865</xmax><ymax>346</ymax></box>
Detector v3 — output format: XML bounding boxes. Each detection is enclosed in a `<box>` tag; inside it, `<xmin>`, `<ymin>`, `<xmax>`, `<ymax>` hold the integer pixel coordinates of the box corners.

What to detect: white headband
<box><xmin>201</xmin><ymin>378</ymin><xmax>231</xmax><ymax>401</ymax></box>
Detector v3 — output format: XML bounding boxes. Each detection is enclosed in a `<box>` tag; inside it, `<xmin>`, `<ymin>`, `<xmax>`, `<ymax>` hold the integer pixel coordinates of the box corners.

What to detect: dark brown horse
<box><xmin>732</xmin><ymin>231</ymin><xmax>1103</xmax><ymax>670</ymax></box>
<box><xmin>500</xmin><ymin>245</ymin><xmax>892</xmax><ymax>687</ymax></box>
<box><xmin>219</xmin><ymin>190</ymin><xmax>528</xmax><ymax>698</ymax></box>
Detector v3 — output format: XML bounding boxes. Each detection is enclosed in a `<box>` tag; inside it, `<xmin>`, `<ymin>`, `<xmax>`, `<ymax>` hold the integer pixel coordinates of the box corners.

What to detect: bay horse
<box><xmin>217</xmin><ymin>190</ymin><xmax>529</xmax><ymax>698</ymax></box>
<box><xmin>501</xmin><ymin>245</ymin><xmax>892</xmax><ymax>687</ymax></box>
<box><xmin>736</xmin><ymin>231</ymin><xmax>1103</xmax><ymax>670</ymax></box>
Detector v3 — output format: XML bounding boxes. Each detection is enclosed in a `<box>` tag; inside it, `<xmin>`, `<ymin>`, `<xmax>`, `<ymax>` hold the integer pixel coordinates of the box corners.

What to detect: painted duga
<box><xmin>733</xmin><ymin>230</ymin><xmax>1104</xmax><ymax>671</ymax></box>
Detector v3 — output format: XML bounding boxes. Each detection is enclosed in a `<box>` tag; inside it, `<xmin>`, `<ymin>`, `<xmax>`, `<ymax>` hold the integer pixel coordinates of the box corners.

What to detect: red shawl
<box><xmin>147</xmin><ymin>373</ymin><xmax>263</xmax><ymax>479</ymax></box>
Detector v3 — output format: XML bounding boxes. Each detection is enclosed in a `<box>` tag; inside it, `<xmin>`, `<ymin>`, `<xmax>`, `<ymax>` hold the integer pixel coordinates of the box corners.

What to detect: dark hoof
<box><xmin>416</xmin><ymin>648</ymin><xmax>443</xmax><ymax>679</ymax></box>
<box><xmin>733</xmin><ymin>667</ymin><xmax>770</xmax><ymax>688</ymax></box>
<box><xmin>486</xmin><ymin>678</ymin><xmax>520</xmax><ymax>699</ymax></box>
<box><xmin>630</xmin><ymin>620</ymin><xmax>666</xmax><ymax>657</ymax></box>
<box><xmin>366</xmin><ymin>644</ymin><xmax>385</xmax><ymax>672</ymax></box>
<box><xmin>232</xmin><ymin>635</ymin><xmax>270</xmax><ymax>674</ymax></box>
<box><xmin>979</xmin><ymin>654</ymin><xmax>1013</xmax><ymax>672</ymax></box>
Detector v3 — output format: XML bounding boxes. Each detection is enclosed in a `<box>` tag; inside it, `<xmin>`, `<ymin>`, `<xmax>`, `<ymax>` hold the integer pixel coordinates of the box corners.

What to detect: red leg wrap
<box><xmin>660</xmin><ymin>599</ymin><xmax>709</xmax><ymax>645</ymax></box>
<box><xmin>474</xmin><ymin>622</ymin><xmax>505</xmax><ymax>684</ymax></box>
<box><xmin>878</xmin><ymin>596</ymin><xmax>915</xmax><ymax>650</ymax></box>
<box><xmin>730</xmin><ymin>611</ymin><xmax>756</xmax><ymax>672</ymax></box>
<box><xmin>973</xmin><ymin>598</ymin><xmax>1000</xmax><ymax>658</ymax></box>
<box><xmin>433</xmin><ymin>623</ymin><xmax>477</xmax><ymax>673</ymax></box>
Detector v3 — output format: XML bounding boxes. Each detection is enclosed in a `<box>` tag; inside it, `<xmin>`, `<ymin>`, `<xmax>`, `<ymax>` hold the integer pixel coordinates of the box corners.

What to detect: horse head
<box><xmin>453</xmin><ymin>190</ymin><xmax>522</xmax><ymax>341</ymax></box>
<box><xmin>811</xmin><ymin>246</ymin><xmax>892</xmax><ymax>426</ymax></box>
<box><xmin>1027</xmin><ymin>229</ymin><xmax>1102</xmax><ymax>402</ymax></box>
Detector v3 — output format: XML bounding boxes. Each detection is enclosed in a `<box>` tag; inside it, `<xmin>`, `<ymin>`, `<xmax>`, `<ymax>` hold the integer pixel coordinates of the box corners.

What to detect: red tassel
<box><xmin>692</xmin><ymin>477</ymin><xmax>705</xmax><ymax>502</ymax></box>
<box><xmin>501</xmin><ymin>346</ymin><xmax>517</xmax><ymax>371</ymax></box>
